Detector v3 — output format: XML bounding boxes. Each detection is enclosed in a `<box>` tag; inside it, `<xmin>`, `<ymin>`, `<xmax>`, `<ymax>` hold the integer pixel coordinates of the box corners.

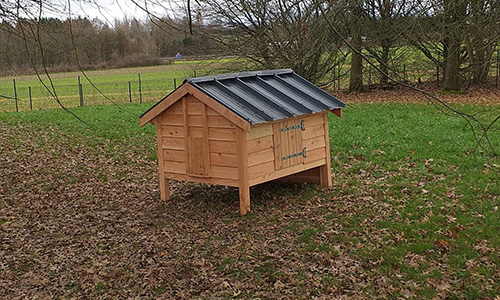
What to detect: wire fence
<box><xmin>1</xmin><ymin>57</ymin><xmax>500</xmax><ymax>112</ymax></box>
<box><xmin>0</xmin><ymin>72</ymin><xmax>193</xmax><ymax>113</ymax></box>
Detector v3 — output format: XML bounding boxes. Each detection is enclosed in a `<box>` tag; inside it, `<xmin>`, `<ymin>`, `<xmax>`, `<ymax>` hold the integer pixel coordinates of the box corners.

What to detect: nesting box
<box><xmin>139</xmin><ymin>69</ymin><xmax>345</xmax><ymax>215</ymax></box>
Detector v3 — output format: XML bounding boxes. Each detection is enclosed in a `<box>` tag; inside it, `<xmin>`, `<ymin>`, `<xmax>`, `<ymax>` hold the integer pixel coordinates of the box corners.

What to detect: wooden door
<box><xmin>185</xmin><ymin>97</ymin><xmax>210</xmax><ymax>177</ymax></box>
<box><xmin>273</xmin><ymin>118</ymin><xmax>306</xmax><ymax>170</ymax></box>
<box><xmin>187</xmin><ymin>136</ymin><xmax>206</xmax><ymax>176</ymax></box>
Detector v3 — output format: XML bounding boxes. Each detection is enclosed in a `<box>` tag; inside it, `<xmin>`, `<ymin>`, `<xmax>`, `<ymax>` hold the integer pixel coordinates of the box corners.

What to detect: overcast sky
<box><xmin>70</xmin><ymin>0</ymin><xmax>147</xmax><ymax>21</ymax></box>
<box><xmin>40</xmin><ymin>0</ymin><xmax>179</xmax><ymax>23</ymax></box>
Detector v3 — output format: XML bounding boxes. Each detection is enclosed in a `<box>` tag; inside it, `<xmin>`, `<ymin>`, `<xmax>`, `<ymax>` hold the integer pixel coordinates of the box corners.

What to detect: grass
<box><xmin>1</xmin><ymin>47</ymin><xmax>498</xmax><ymax>113</ymax></box>
<box><xmin>0</xmin><ymin>102</ymin><xmax>498</xmax><ymax>298</ymax></box>
<box><xmin>0</xmin><ymin>58</ymin><xmax>246</xmax><ymax>112</ymax></box>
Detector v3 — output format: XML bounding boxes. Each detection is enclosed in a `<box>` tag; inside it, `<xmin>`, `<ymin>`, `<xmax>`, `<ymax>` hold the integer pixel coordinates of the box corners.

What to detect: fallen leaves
<box><xmin>331</xmin><ymin>83</ymin><xmax>500</xmax><ymax>105</ymax></box>
<box><xmin>1</xmin><ymin>116</ymin><xmax>499</xmax><ymax>299</ymax></box>
<box><xmin>434</xmin><ymin>240</ymin><xmax>451</xmax><ymax>254</ymax></box>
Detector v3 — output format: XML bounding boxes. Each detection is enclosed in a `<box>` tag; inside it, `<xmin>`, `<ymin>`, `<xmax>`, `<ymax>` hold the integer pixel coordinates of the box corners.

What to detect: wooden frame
<box><xmin>140</xmin><ymin>83</ymin><xmax>250</xmax><ymax>131</ymax></box>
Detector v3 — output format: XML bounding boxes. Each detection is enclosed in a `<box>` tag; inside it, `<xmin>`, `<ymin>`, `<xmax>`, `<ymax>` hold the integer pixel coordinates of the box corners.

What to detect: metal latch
<box><xmin>282</xmin><ymin>147</ymin><xmax>307</xmax><ymax>160</ymax></box>
<box><xmin>280</xmin><ymin>120</ymin><xmax>305</xmax><ymax>132</ymax></box>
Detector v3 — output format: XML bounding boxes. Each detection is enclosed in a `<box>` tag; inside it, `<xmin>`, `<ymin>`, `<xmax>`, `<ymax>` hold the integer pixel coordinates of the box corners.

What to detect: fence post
<box><xmin>436</xmin><ymin>53</ymin><xmax>440</xmax><ymax>87</ymax></box>
<box><xmin>138</xmin><ymin>73</ymin><xmax>142</xmax><ymax>103</ymax></box>
<box><xmin>79</xmin><ymin>84</ymin><xmax>83</xmax><ymax>106</ymax></box>
<box><xmin>496</xmin><ymin>60</ymin><xmax>499</xmax><ymax>90</ymax></box>
<box><xmin>174</xmin><ymin>78</ymin><xmax>177</xmax><ymax>89</ymax></box>
<box><xmin>29</xmin><ymin>86</ymin><xmax>32</xmax><ymax>110</ymax></box>
<box><xmin>403</xmin><ymin>64</ymin><xmax>407</xmax><ymax>80</ymax></box>
<box><xmin>78</xmin><ymin>76</ymin><xmax>84</xmax><ymax>107</ymax></box>
<box><xmin>193</xmin><ymin>70</ymin><xmax>197</xmax><ymax>77</ymax></box>
<box><xmin>338</xmin><ymin>64</ymin><xmax>341</xmax><ymax>91</ymax></box>
<box><xmin>13</xmin><ymin>79</ymin><xmax>18</xmax><ymax>112</ymax></box>
<box><xmin>496</xmin><ymin>49</ymin><xmax>499</xmax><ymax>89</ymax></box>
<box><xmin>332</xmin><ymin>67</ymin><xmax>336</xmax><ymax>90</ymax></box>
<box><xmin>368</xmin><ymin>66</ymin><xmax>372</xmax><ymax>85</ymax></box>
<box><xmin>128</xmin><ymin>81</ymin><xmax>132</xmax><ymax>103</ymax></box>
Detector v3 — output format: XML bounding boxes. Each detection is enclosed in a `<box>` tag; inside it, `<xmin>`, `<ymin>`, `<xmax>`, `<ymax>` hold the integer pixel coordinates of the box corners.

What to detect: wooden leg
<box><xmin>159</xmin><ymin>173</ymin><xmax>170</xmax><ymax>201</ymax></box>
<box><xmin>239</xmin><ymin>185</ymin><xmax>250</xmax><ymax>216</ymax></box>
<box><xmin>321</xmin><ymin>112</ymin><xmax>333</xmax><ymax>188</ymax></box>
<box><xmin>237</xmin><ymin>127</ymin><xmax>250</xmax><ymax>215</ymax></box>
<box><xmin>319</xmin><ymin>164</ymin><xmax>332</xmax><ymax>188</ymax></box>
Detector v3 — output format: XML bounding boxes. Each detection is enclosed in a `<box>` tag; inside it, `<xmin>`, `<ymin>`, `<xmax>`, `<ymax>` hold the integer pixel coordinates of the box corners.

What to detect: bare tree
<box><xmin>464</xmin><ymin>0</ymin><xmax>499</xmax><ymax>84</ymax></box>
<box><xmin>348</xmin><ymin>0</ymin><xmax>364</xmax><ymax>91</ymax></box>
<box><xmin>363</xmin><ymin>0</ymin><xmax>419</xmax><ymax>85</ymax></box>
<box><xmin>442</xmin><ymin>0</ymin><xmax>466</xmax><ymax>90</ymax></box>
<box><xmin>196</xmin><ymin>0</ymin><xmax>345</xmax><ymax>83</ymax></box>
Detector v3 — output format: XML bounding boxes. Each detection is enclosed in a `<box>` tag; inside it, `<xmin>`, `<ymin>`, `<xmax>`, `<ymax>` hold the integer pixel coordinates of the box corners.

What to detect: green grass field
<box><xmin>0</xmin><ymin>58</ymin><xmax>244</xmax><ymax>112</ymax></box>
<box><xmin>1</xmin><ymin>102</ymin><xmax>498</xmax><ymax>298</ymax></box>
<box><xmin>1</xmin><ymin>49</ymin><xmax>499</xmax><ymax>114</ymax></box>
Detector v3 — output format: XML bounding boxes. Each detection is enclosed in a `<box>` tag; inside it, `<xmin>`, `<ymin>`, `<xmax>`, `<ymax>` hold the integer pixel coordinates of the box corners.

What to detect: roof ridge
<box><xmin>186</xmin><ymin>69</ymin><xmax>293</xmax><ymax>83</ymax></box>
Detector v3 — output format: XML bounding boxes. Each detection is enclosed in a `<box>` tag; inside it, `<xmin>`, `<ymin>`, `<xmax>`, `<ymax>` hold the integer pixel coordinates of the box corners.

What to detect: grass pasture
<box><xmin>0</xmin><ymin>58</ymin><xmax>242</xmax><ymax>112</ymax></box>
<box><xmin>0</xmin><ymin>102</ymin><xmax>499</xmax><ymax>298</ymax></box>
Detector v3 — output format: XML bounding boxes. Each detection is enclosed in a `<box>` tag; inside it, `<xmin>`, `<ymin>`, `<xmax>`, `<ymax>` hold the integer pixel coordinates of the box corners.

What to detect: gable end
<box><xmin>139</xmin><ymin>83</ymin><xmax>251</xmax><ymax>131</ymax></box>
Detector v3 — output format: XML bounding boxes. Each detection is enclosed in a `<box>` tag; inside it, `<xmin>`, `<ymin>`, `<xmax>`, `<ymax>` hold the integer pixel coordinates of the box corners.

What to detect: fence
<box><xmin>329</xmin><ymin>50</ymin><xmax>500</xmax><ymax>91</ymax></box>
<box><xmin>0</xmin><ymin>71</ymin><xmax>197</xmax><ymax>113</ymax></box>
<box><xmin>2</xmin><ymin>56</ymin><xmax>500</xmax><ymax>112</ymax></box>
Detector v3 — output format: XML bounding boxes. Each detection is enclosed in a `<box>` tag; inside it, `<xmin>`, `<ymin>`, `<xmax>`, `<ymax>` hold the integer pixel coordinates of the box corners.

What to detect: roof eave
<box><xmin>139</xmin><ymin>82</ymin><xmax>191</xmax><ymax>127</ymax></box>
<box><xmin>138</xmin><ymin>83</ymin><xmax>251</xmax><ymax>131</ymax></box>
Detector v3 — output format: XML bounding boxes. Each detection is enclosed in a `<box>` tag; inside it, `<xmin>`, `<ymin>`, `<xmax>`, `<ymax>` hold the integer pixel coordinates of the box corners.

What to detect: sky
<box><xmin>39</xmin><ymin>0</ymin><xmax>179</xmax><ymax>23</ymax></box>
<box><xmin>69</xmin><ymin>0</ymin><xmax>148</xmax><ymax>21</ymax></box>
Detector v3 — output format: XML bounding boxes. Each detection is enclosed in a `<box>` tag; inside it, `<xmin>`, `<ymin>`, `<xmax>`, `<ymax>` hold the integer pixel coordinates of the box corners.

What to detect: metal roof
<box><xmin>185</xmin><ymin>69</ymin><xmax>345</xmax><ymax>125</ymax></box>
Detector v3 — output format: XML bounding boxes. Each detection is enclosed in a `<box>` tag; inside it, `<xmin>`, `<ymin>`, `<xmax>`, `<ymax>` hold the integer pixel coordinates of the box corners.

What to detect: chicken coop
<box><xmin>139</xmin><ymin>69</ymin><xmax>345</xmax><ymax>215</ymax></box>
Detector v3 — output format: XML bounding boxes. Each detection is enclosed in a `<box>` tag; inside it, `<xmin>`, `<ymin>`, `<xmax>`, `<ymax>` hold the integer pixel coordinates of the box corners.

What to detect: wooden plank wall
<box><xmin>247</xmin><ymin>124</ymin><xmax>275</xmax><ymax>180</ymax></box>
<box><xmin>247</xmin><ymin>112</ymin><xmax>328</xmax><ymax>186</ymax></box>
<box><xmin>159</xmin><ymin>95</ymin><xmax>239</xmax><ymax>187</ymax></box>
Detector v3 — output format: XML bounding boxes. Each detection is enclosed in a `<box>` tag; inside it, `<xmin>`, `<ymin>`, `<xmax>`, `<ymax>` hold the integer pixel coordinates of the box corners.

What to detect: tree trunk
<box><xmin>465</xmin><ymin>0</ymin><xmax>494</xmax><ymax>85</ymax></box>
<box><xmin>443</xmin><ymin>0</ymin><xmax>466</xmax><ymax>91</ymax></box>
<box><xmin>444</xmin><ymin>39</ymin><xmax>461</xmax><ymax>90</ymax></box>
<box><xmin>379</xmin><ymin>42</ymin><xmax>390</xmax><ymax>85</ymax></box>
<box><xmin>465</xmin><ymin>36</ymin><xmax>493</xmax><ymax>84</ymax></box>
<box><xmin>349</xmin><ymin>2</ymin><xmax>363</xmax><ymax>92</ymax></box>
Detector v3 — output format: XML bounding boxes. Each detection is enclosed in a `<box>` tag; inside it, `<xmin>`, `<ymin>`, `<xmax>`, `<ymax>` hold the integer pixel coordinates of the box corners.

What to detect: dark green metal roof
<box><xmin>185</xmin><ymin>69</ymin><xmax>345</xmax><ymax>125</ymax></box>
<box><xmin>141</xmin><ymin>69</ymin><xmax>345</xmax><ymax>125</ymax></box>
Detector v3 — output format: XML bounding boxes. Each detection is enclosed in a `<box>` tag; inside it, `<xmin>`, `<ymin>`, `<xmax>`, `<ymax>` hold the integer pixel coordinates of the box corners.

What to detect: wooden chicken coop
<box><xmin>139</xmin><ymin>69</ymin><xmax>345</xmax><ymax>215</ymax></box>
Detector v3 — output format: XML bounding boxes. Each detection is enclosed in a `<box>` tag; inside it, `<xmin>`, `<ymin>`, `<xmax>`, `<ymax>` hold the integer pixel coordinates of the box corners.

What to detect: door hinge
<box><xmin>282</xmin><ymin>147</ymin><xmax>307</xmax><ymax>161</ymax></box>
<box><xmin>280</xmin><ymin>120</ymin><xmax>305</xmax><ymax>132</ymax></box>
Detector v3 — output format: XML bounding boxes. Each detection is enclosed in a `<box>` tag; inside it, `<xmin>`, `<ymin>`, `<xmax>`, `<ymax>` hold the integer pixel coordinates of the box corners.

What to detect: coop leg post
<box><xmin>159</xmin><ymin>173</ymin><xmax>170</xmax><ymax>202</ymax></box>
<box><xmin>239</xmin><ymin>185</ymin><xmax>250</xmax><ymax>216</ymax></box>
<box><xmin>321</xmin><ymin>112</ymin><xmax>333</xmax><ymax>188</ymax></box>
<box><xmin>319</xmin><ymin>165</ymin><xmax>332</xmax><ymax>188</ymax></box>
<box><xmin>237</xmin><ymin>127</ymin><xmax>250</xmax><ymax>215</ymax></box>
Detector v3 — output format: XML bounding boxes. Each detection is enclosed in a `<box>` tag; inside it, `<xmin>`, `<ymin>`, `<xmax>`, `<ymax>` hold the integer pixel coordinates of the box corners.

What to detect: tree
<box><xmin>348</xmin><ymin>0</ymin><xmax>364</xmax><ymax>91</ymax></box>
<box><xmin>197</xmin><ymin>0</ymin><xmax>345</xmax><ymax>83</ymax></box>
<box><xmin>363</xmin><ymin>0</ymin><xmax>419</xmax><ymax>85</ymax></box>
<box><xmin>464</xmin><ymin>0</ymin><xmax>499</xmax><ymax>84</ymax></box>
<box><xmin>442</xmin><ymin>0</ymin><xmax>466</xmax><ymax>91</ymax></box>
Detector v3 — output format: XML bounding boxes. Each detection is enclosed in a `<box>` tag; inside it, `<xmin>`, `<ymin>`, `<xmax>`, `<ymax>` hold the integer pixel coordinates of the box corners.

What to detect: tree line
<box><xmin>1</xmin><ymin>0</ymin><xmax>499</xmax><ymax>92</ymax></box>
<box><xmin>0</xmin><ymin>16</ymin><xmax>221</xmax><ymax>76</ymax></box>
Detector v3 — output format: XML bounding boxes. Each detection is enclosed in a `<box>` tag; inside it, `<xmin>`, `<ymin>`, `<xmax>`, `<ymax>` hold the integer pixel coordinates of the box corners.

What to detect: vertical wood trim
<box><xmin>182</xmin><ymin>96</ymin><xmax>189</xmax><ymax>170</ymax></box>
<box><xmin>202</xmin><ymin>103</ymin><xmax>211</xmax><ymax>177</ymax></box>
<box><xmin>272</xmin><ymin>123</ymin><xmax>282</xmax><ymax>170</ymax></box>
<box><xmin>282</xmin><ymin>120</ymin><xmax>290</xmax><ymax>168</ymax></box>
<box><xmin>156</xmin><ymin>119</ymin><xmax>170</xmax><ymax>201</ymax></box>
<box><xmin>320</xmin><ymin>112</ymin><xmax>333</xmax><ymax>188</ymax></box>
<box><xmin>237</xmin><ymin>128</ymin><xmax>250</xmax><ymax>215</ymax></box>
